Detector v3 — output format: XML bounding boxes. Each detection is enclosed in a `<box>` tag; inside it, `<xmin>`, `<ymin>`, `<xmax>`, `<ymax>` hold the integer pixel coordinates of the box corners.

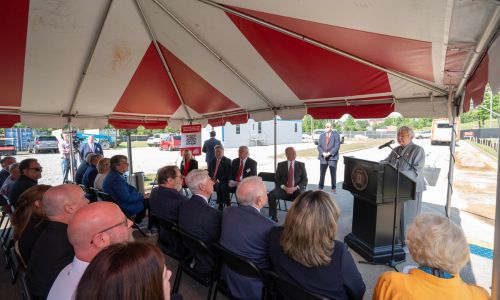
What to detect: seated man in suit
<box><xmin>268</xmin><ymin>147</ymin><xmax>308</xmax><ymax>222</ymax></box>
<box><xmin>220</xmin><ymin>176</ymin><xmax>277</xmax><ymax>300</ymax></box>
<box><xmin>178</xmin><ymin>170</ymin><xmax>221</xmax><ymax>273</ymax></box>
<box><xmin>102</xmin><ymin>155</ymin><xmax>146</xmax><ymax>223</ymax></box>
<box><xmin>149</xmin><ymin>165</ymin><xmax>188</xmax><ymax>254</ymax></box>
<box><xmin>207</xmin><ymin>145</ymin><xmax>231</xmax><ymax>210</ymax></box>
<box><xmin>221</xmin><ymin>146</ymin><xmax>257</xmax><ymax>207</ymax></box>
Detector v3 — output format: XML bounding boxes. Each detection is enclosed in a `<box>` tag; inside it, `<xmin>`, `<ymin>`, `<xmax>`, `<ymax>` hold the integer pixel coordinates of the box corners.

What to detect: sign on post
<box><xmin>180</xmin><ymin>124</ymin><xmax>202</xmax><ymax>156</ymax></box>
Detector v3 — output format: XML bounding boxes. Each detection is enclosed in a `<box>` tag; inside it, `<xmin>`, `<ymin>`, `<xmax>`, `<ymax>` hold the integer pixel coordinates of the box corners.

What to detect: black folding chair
<box><xmin>79</xmin><ymin>184</ymin><xmax>97</xmax><ymax>202</ymax></box>
<box><xmin>156</xmin><ymin>218</ymin><xmax>186</xmax><ymax>261</ymax></box>
<box><xmin>171</xmin><ymin>226</ymin><xmax>218</xmax><ymax>300</ymax></box>
<box><xmin>211</xmin><ymin>242</ymin><xmax>270</xmax><ymax>300</ymax></box>
<box><xmin>7</xmin><ymin>247</ymin><xmax>24</xmax><ymax>284</ymax></box>
<box><xmin>20</xmin><ymin>269</ymin><xmax>33</xmax><ymax>300</ymax></box>
<box><xmin>258</xmin><ymin>172</ymin><xmax>275</xmax><ymax>209</ymax></box>
<box><xmin>264</xmin><ymin>271</ymin><xmax>327</xmax><ymax>300</ymax></box>
<box><xmin>95</xmin><ymin>190</ymin><xmax>147</xmax><ymax>237</ymax></box>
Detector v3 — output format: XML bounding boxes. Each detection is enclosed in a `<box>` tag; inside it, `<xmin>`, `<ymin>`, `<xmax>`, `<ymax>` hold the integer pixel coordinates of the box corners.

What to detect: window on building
<box><xmin>236</xmin><ymin>124</ymin><xmax>240</xmax><ymax>134</ymax></box>
<box><xmin>258</xmin><ymin>122</ymin><xmax>262</xmax><ymax>134</ymax></box>
<box><xmin>295</xmin><ymin>123</ymin><xmax>298</xmax><ymax>132</ymax></box>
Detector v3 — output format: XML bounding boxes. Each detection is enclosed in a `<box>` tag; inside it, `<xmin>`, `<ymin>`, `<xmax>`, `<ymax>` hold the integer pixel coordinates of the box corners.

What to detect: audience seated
<box><xmin>180</xmin><ymin>149</ymin><xmax>198</xmax><ymax>189</ymax></box>
<box><xmin>373</xmin><ymin>213</ymin><xmax>490</xmax><ymax>300</ymax></box>
<box><xmin>102</xmin><ymin>155</ymin><xmax>145</xmax><ymax>223</ymax></box>
<box><xmin>207</xmin><ymin>145</ymin><xmax>231</xmax><ymax>210</ymax></box>
<box><xmin>48</xmin><ymin>202</ymin><xmax>133</xmax><ymax>300</ymax></box>
<box><xmin>178</xmin><ymin>169</ymin><xmax>221</xmax><ymax>273</ymax></box>
<box><xmin>0</xmin><ymin>162</ymin><xmax>20</xmax><ymax>208</ymax></box>
<box><xmin>75</xmin><ymin>242</ymin><xmax>182</xmax><ymax>300</ymax></box>
<box><xmin>268</xmin><ymin>147</ymin><xmax>308</xmax><ymax>222</ymax></box>
<box><xmin>150</xmin><ymin>165</ymin><xmax>188</xmax><ymax>254</ymax></box>
<box><xmin>75</xmin><ymin>153</ymin><xmax>92</xmax><ymax>185</ymax></box>
<box><xmin>82</xmin><ymin>154</ymin><xmax>102</xmax><ymax>189</ymax></box>
<box><xmin>11</xmin><ymin>185</ymin><xmax>51</xmax><ymax>266</ymax></box>
<box><xmin>9</xmin><ymin>158</ymin><xmax>42</xmax><ymax>208</ymax></box>
<box><xmin>27</xmin><ymin>184</ymin><xmax>89</xmax><ymax>300</ymax></box>
<box><xmin>220</xmin><ymin>176</ymin><xmax>277</xmax><ymax>300</ymax></box>
<box><xmin>0</xmin><ymin>156</ymin><xmax>16</xmax><ymax>187</ymax></box>
<box><xmin>93</xmin><ymin>157</ymin><xmax>110</xmax><ymax>190</ymax></box>
<box><xmin>221</xmin><ymin>146</ymin><xmax>257</xmax><ymax>206</ymax></box>
<box><xmin>268</xmin><ymin>190</ymin><xmax>365</xmax><ymax>300</ymax></box>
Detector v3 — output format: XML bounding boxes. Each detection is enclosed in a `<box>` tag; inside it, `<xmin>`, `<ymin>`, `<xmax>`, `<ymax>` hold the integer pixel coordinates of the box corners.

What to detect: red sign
<box><xmin>180</xmin><ymin>124</ymin><xmax>202</xmax><ymax>156</ymax></box>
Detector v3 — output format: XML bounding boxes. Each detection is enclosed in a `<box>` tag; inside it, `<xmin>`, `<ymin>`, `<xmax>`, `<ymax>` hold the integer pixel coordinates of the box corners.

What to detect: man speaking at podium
<box><xmin>381</xmin><ymin>126</ymin><xmax>426</xmax><ymax>241</ymax></box>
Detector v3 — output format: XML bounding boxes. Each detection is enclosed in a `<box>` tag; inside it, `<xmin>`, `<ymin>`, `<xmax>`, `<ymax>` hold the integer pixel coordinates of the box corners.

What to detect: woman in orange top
<box><xmin>373</xmin><ymin>213</ymin><xmax>489</xmax><ymax>300</ymax></box>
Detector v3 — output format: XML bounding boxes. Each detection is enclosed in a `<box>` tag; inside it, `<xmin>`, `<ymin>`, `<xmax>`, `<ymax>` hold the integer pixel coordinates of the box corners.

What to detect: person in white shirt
<box><xmin>47</xmin><ymin>201</ymin><xmax>133</xmax><ymax>300</ymax></box>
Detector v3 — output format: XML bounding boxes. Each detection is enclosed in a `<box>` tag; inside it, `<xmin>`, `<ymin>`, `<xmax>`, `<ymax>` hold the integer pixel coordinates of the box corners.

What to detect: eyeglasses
<box><xmin>90</xmin><ymin>217</ymin><xmax>129</xmax><ymax>244</ymax></box>
<box><xmin>324</xmin><ymin>126</ymin><xmax>331</xmax><ymax>128</ymax></box>
<box><xmin>28</xmin><ymin>167</ymin><xmax>43</xmax><ymax>172</ymax></box>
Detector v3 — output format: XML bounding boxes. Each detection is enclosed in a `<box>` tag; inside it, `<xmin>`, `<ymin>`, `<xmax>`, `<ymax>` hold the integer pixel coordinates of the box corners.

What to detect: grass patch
<box><xmin>461</xmin><ymin>119</ymin><xmax>499</xmax><ymax>130</ymax></box>
<box><xmin>277</xmin><ymin>139</ymin><xmax>384</xmax><ymax>159</ymax></box>
<box><xmin>117</xmin><ymin>141</ymin><xmax>149</xmax><ymax>148</ymax></box>
<box><xmin>467</xmin><ymin>140</ymin><xmax>498</xmax><ymax>160</ymax></box>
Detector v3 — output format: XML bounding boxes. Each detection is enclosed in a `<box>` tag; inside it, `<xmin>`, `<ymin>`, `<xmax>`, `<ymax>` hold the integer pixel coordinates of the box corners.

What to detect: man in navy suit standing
<box><xmin>220</xmin><ymin>176</ymin><xmax>277</xmax><ymax>300</ymax></box>
<box><xmin>208</xmin><ymin>145</ymin><xmax>232</xmax><ymax>210</ymax></box>
<box><xmin>202</xmin><ymin>130</ymin><xmax>222</xmax><ymax>164</ymax></box>
<box><xmin>317</xmin><ymin>122</ymin><xmax>341</xmax><ymax>192</ymax></box>
<box><xmin>178</xmin><ymin>169</ymin><xmax>221</xmax><ymax>273</ymax></box>
<box><xmin>79</xmin><ymin>135</ymin><xmax>103</xmax><ymax>164</ymax></box>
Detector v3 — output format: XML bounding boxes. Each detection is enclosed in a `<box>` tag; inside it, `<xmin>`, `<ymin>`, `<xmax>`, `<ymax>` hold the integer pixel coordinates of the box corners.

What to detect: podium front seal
<box><xmin>351</xmin><ymin>167</ymin><xmax>368</xmax><ymax>191</ymax></box>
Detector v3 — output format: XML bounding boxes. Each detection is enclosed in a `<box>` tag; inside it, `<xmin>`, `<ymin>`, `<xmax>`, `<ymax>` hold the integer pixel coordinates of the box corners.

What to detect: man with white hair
<box><xmin>220</xmin><ymin>176</ymin><xmax>277</xmax><ymax>300</ymax></box>
<box><xmin>178</xmin><ymin>169</ymin><xmax>221</xmax><ymax>273</ymax></box>
<box><xmin>382</xmin><ymin>125</ymin><xmax>426</xmax><ymax>242</ymax></box>
<box><xmin>48</xmin><ymin>202</ymin><xmax>133</xmax><ymax>300</ymax></box>
<box><xmin>27</xmin><ymin>184</ymin><xmax>89</xmax><ymax>299</ymax></box>
<box><xmin>79</xmin><ymin>135</ymin><xmax>103</xmax><ymax>163</ymax></box>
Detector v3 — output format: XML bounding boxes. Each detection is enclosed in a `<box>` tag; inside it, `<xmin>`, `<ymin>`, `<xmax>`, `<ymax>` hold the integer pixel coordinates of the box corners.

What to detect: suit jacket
<box><xmin>268</xmin><ymin>227</ymin><xmax>366</xmax><ymax>300</ymax></box>
<box><xmin>382</xmin><ymin>141</ymin><xmax>426</xmax><ymax>192</ymax></box>
<box><xmin>230</xmin><ymin>157</ymin><xmax>257</xmax><ymax>181</ymax></box>
<box><xmin>74</xmin><ymin>161</ymin><xmax>89</xmax><ymax>185</ymax></box>
<box><xmin>0</xmin><ymin>169</ymin><xmax>9</xmax><ymax>188</ymax></box>
<box><xmin>274</xmin><ymin>160</ymin><xmax>308</xmax><ymax>191</ymax></box>
<box><xmin>82</xmin><ymin>165</ymin><xmax>98</xmax><ymax>189</ymax></box>
<box><xmin>208</xmin><ymin>156</ymin><xmax>231</xmax><ymax>183</ymax></box>
<box><xmin>79</xmin><ymin>142</ymin><xmax>103</xmax><ymax>161</ymax></box>
<box><xmin>317</xmin><ymin>131</ymin><xmax>341</xmax><ymax>165</ymax></box>
<box><xmin>202</xmin><ymin>137</ymin><xmax>222</xmax><ymax>163</ymax></box>
<box><xmin>178</xmin><ymin>194</ymin><xmax>222</xmax><ymax>273</ymax></box>
<box><xmin>102</xmin><ymin>170</ymin><xmax>144</xmax><ymax>215</ymax></box>
<box><xmin>220</xmin><ymin>205</ymin><xmax>277</xmax><ymax>300</ymax></box>
<box><xmin>9</xmin><ymin>175</ymin><xmax>37</xmax><ymax>208</ymax></box>
<box><xmin>180</xmin><ymin>159</ymin><xmax>198</xmax><ymax>176</ymax></box>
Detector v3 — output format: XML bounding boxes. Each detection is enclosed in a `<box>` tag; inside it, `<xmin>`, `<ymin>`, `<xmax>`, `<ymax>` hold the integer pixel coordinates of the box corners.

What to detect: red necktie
<box><xmin>287</xmin><ymin>162</ymin><xmax>294</xmax><ymax>187</ymax></box>
<box><xmin>325</xmin><ymin>133</ymin><xmax>330</xmax><ymax>149</ymax></box>
<box><xmin>235</xmin><ymin>159</ymin><xmax>244</xmax><ymax>182</ymax></box>
<box><xmin>213</xmin><ymin>159</ymin><xmax>220</xmax><ymax>180</ymax></box>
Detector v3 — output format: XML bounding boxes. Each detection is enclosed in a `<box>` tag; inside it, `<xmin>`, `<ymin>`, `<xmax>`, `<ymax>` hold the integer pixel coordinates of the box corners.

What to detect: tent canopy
<box><xmin>1</xmin><ymin>0</ymin><xmax>499</xmax><ymax>129</ymax></box>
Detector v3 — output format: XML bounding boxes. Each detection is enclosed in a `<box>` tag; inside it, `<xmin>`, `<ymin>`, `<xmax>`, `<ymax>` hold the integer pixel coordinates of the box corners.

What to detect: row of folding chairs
<box><xmin>156</xmin><ymin>217</ymin><xmax>326</xmax><ymax>300</ymax></box>
<box><xmin>0</xmin><ymin>209</ymin><xmax>32</xmax><ymax>300</ymax></box>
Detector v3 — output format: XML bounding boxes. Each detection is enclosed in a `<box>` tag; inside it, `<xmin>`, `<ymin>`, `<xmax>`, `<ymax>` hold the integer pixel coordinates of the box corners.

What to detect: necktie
<box><xmin>235</xmin><ymin>159</ymin><xmax>244</xmax><ymax>181</ymax></box>
<box><xmin>213</xmin><ymin>159</ymin><xmax>220</xmax><ymax>180</ymax></box>
<box><xmin>325</xmin><ymin>133</ymin><xmax>330</xmax><ymax>149</ymax></box>
<box><xmin>287</xmin><ymin>162</ymin><xmax>294</xmax><ymax>187</ymax></box>
<box><xmin>90</xmin><ymin>143</ymin><xmax>94</xmax><ymax>152</ymax></box>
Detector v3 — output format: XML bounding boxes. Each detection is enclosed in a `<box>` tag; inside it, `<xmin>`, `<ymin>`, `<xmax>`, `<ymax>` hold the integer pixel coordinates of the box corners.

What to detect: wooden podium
<box><xmin>343</xmin><ymin>156</ymin><xmax>416</xmax><ymax>263</ymax></box>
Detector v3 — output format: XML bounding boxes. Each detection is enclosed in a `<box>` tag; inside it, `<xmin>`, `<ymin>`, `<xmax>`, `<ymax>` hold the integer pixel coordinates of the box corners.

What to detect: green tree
<box><xmin>461</xmin><ymin>87</ymin><xmax>499</xmax><ymax>128</ymax></box>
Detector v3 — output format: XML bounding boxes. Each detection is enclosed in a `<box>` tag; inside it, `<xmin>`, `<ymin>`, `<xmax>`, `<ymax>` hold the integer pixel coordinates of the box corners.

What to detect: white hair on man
<box><xmin>236</xmin><ymin>176</ymin><xmax>267</xmax><ymax>206</ymax></box>
<box><xmin>397</xmin><ymin>126</ymin><xmax>415</xmax><ymax>138</ymax></box>
<box><xmin>185</xmin><ymin>169</ymin><xmax>210</xmax><ymax>195</ymax></box>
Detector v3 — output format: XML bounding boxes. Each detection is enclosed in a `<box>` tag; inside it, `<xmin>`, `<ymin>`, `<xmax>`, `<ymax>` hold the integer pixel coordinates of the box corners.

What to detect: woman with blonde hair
<box><xmin>93</xmin><ymin>157</ymin><xmax>110</xmax><ymax>190</ymax></box>
<box><xmin>11</xmin><ymin>184</ymin><xmax>51</xmax><ymax>265</ymax></box>
<box><xmin>373</xmin><ymin>213</ymin><xmax>489</xmax><ymax>299</ymax></box>
<box><xmin>179</xmin><ymin>149</ymin><xmax>198</xmax><ymax>189</ymax></box>
<box><xmin>268</xmin><ymin>190</ymin><xmax>365</xmax><ymax>299</ymax></box>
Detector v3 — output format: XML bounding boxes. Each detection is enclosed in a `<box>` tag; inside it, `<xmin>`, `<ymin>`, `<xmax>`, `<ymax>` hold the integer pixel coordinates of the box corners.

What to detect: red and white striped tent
<box><xmin>1</xmin><ymin>0</ymin><xmax>499</xmax><ymax>129</ymax></box>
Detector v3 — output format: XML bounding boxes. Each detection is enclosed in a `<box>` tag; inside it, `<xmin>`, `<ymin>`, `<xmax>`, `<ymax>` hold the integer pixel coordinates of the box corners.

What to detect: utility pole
<box><xmin>490</xmin><ymin>89</ymin><xmax>493</xmax><ymax>128</ymax></box>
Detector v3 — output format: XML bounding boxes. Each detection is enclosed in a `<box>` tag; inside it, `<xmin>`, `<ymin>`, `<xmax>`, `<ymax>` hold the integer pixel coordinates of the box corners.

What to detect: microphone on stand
<box><xmin>378</xmin><ymin>140</ymin><xmax>395</xmax><ymax>149</ymax></box>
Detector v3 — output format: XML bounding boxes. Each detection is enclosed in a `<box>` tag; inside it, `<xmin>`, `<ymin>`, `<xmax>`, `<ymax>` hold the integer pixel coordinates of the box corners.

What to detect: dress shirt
<box><xmin>47</xmin><ymin>256</ymin><xmax>89</xmax><ymax>300</ymax></box>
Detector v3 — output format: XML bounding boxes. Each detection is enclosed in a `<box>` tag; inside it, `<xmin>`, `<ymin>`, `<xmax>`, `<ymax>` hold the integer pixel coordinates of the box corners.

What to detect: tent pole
<box><xmin>274</xmin><ymin>110</ymin><xmax>277</xmax><ymax>173</ymax></box>
<box><xmin>127</xmin><ymin>131</ymin><xmax>133</xmax><ymax>180</ymax></box>
<box><xmin>445</xmin><ymin>100</ymin><xmax>457</xmax><ymax>218</ymax></box>
<box><xmin>68</xmin><ymin>122</ymin><xmax>76</xmax><ymax>182</ymax></box>
<box><xmin>491</xmin><ymin>145</ymin><xmax>500</xmax><ymax>299</ymax></box>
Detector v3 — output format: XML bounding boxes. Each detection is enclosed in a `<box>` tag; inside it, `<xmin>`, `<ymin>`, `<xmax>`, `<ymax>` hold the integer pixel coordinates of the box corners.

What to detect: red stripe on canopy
<box><xmin>208</xmin><ymin>113</ymin><xmax>249</xmax><ymax>127</ymax></box>
<box><xmin>108</xmin><ymin>118</ymin><xmax>167</xmax><ymax>129</ymax></box>
<box><xmin>308</xmin><ymin>103</ymin><xmax>393</xmax><ymax>119</ymax></box>
<box><xmin>463</xmin><ymin>54</ymin><xmax>489</xmax><ymax>112</ymax></box>
<box><xmin>0</xmin><ymin>114</ymin><xmax>20</xmax><ymax>128</ymax></box>
<box><xmin>0</xmin><ymin>0</ymin><xmax>29</xmax><ymax>107</ymax></box>
<box><xmin>227</xmin><ymin>13</ymin><xmax>391</xmax><ymax>100</ymax></box>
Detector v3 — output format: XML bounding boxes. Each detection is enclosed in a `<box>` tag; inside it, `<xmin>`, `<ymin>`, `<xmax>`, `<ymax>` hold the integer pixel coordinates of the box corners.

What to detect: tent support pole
<box><xmin>274</xmin><ymin>110</ymin><xmax>277</xmax><ymax>173</ymax></box>
<box><xmin>492</xmin><ymin>144</ymin><xmax>500</xmax><ymax>299</ymax></box>
<box><xmin>127</xmin><ymin>131</ymin><xmax>134</xmax><ymax>180</ymax></box>
<box><xmin>445</xmin><ymin>99</ymin><xmax>457</xmax><ymax>218</ymax></box>
<box><xmin>68</xmin><ymin>122</ymin><xmax>76</xmax><ymax>182</ymax></box>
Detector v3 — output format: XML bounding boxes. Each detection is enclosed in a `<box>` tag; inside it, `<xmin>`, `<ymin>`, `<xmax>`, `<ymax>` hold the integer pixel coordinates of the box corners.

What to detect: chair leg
<box><xmin>172</xmin><ymin>266</ymin><xmax>183</xmax><ymax>294</ymax></box>
<box><xmin>206</xmin><ymin>281</ymin><xmax>215</xmax><ymax>300</ymax></box>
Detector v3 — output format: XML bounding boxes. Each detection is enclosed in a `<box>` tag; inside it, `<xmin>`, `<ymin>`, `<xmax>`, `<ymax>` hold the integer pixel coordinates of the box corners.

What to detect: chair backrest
<box><xmin>95</xmin><ymin>190</ymin><xmax>115</xmax><ymax>202</ymax></box>
<box><xmin>265</xmin><ymin>271</ymin><xmax>327</xmax><ymax>300</ymax></box>
<box><xmin>258</xmin><ymin>172</ymin><xmax>275</xmax><ymax>183</ymax></box>
<box><xmin>211</xmin><ymin>243</ymin><xmax>263</xmax><ymax>279</ymax></box>
<box><xmin>172</xmin><ymin>226</ymin><xmax>214</xmax><ymax>258</ymax></box>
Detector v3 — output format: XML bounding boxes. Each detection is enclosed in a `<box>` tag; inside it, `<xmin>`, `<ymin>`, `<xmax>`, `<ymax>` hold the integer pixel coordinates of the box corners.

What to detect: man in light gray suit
<box><xmin>382</xmin><ymin>126</ymin><xmax>426</xmax><ymax>241</ymax></box>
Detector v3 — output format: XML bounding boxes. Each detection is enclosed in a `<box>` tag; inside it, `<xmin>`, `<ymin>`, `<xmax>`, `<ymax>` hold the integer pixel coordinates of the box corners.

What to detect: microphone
<box><xmin>378</xmin><ymin>140</ymin><xmax>394</xmax><ymax>149</ymax></box>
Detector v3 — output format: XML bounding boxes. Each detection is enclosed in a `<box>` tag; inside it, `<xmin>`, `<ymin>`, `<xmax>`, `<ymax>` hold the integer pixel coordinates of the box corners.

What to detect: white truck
<box><xmin>431</xmin><ymin>118</ymin><xmax>459</xmax><ymax>145</ymax></box>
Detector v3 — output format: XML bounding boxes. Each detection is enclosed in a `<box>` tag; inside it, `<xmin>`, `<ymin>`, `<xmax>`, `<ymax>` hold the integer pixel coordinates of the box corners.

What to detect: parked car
<box><xmin>312</xmin><ymin>130</ymin><xmax>345</xmax><ymax>145</ymax></box>
<box><xmin>415</xmin><ymin>130</ymin><xmax>431</xmax><ymax>139</ymax></box>
<box><xmin>147</xmin><ymin>133</ymin><xmax>168</xmax><ymax>147</ymax></box>
<box><xmin>0</xmin><ymin>138</ymin><xmax>16</xmax><ymax>155</ymax></box>
<box><xmin>28</xmin><ymin>135</ymin><xmax>59</xmax><ymax>153</ymax></box>
<box><xmin>159</xmin><ymin>135</ymin><xmax>181</xmax><ymax>151</ymax></box>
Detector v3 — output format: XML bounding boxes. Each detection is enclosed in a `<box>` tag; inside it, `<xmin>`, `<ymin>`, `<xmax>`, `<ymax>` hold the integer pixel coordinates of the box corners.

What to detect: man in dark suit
<box><xmin>178</xmin><ymin>170</ymin><xmax>221</xmax><ymax>273</ymax></box>
<box><xmin>317</xmin><ymin>122</ymin><xmax>341</xmax><ymax>192</ymax></box>
<box><xmin>0</xmin><ymin>156</ymin><xmax>16</xmax><ymax>188</ymax></box>
<box><xmin>220</xmin><ymin>176</ymin><xmax>277</xmax><ymax>300</ymax></box>
<box><xmin>268</xmin><ymin>147</ymin><xmax>308</xmax><ymax>222</ymax></box>
<box><xmin>202</xmin><ymin>130</ymin><xmax>222</xmax><ymax>164</ymax></box>
<box><xmin>79</xmin><ymin>135</ymin><xmax>103</xmax><ymax>163</ymax></box>
<box><xmin>149</xmin><ymin>165</ymin><xmax>188</xmax><ymax>254</ymax></box>
<box><xmin>208</xmin><ymin>145</ymin><xmax>231</xmax><ymax>210</ymax></box>
<box><xmin>9</xmin><ymin>158</ymin><xmax>42</xmax><ymax>208</ymax></box>
<box><xmin>221</xmin><ymin>146</ymin><xmax>257</xmax><ymax>207</ymax></box>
